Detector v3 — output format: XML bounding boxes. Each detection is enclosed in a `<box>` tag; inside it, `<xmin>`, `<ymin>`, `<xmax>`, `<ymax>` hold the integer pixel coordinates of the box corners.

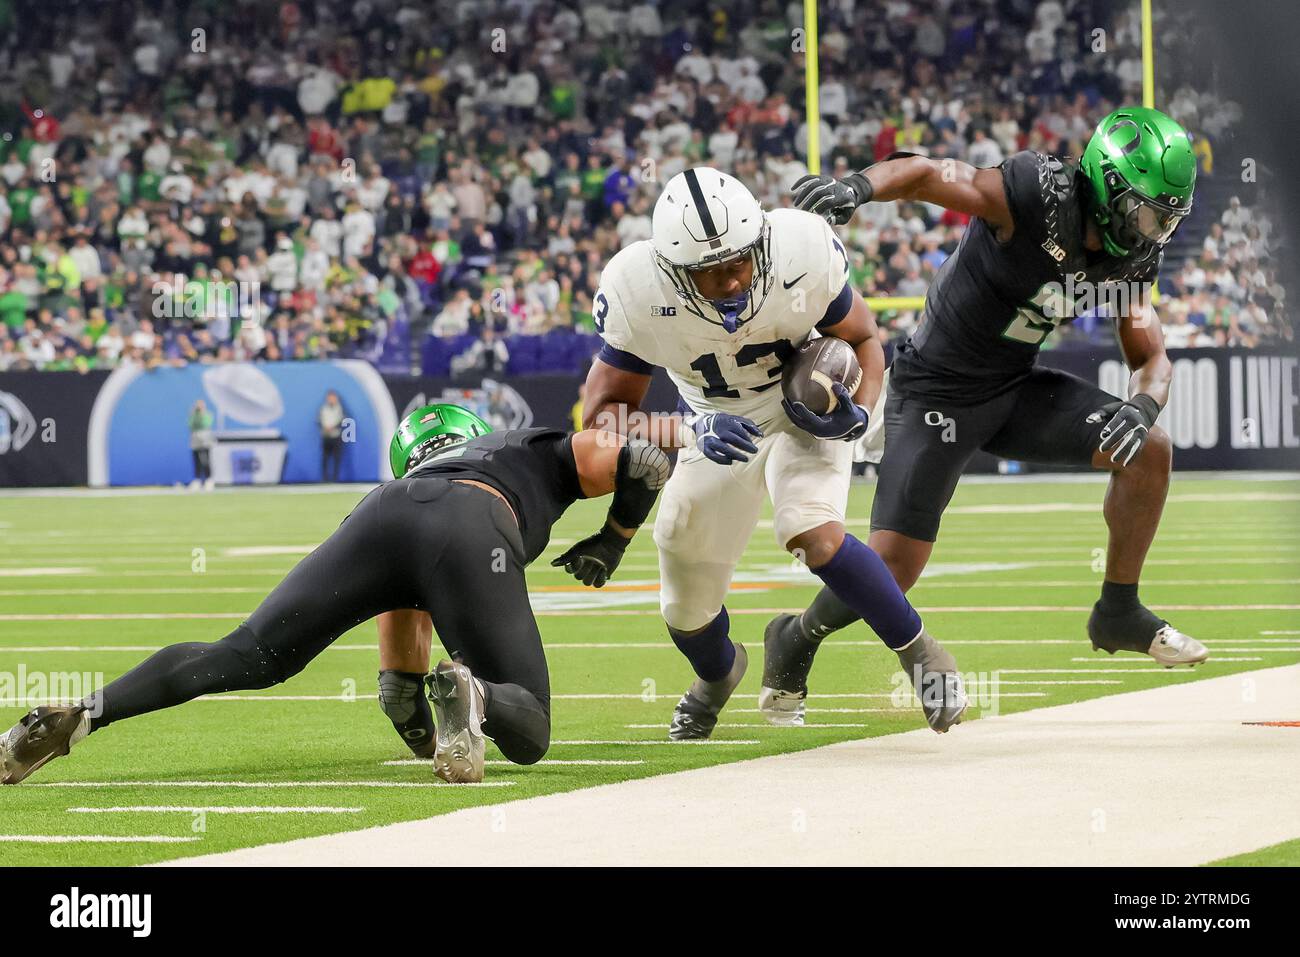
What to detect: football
<box><xmin>781</xmin><ymin>336</ymin><xmax>863</xmax><ymax>415</ymax></box>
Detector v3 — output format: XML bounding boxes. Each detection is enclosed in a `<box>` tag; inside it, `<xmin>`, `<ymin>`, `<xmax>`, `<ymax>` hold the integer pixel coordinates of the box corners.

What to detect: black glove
<box><xmin>791</xmin><ymin>171</ymin><xmax>874</xmax><ymax>225</ymax></box>
<box><xmin>550</xmin><ymin>524</ymin><xmax>630</xmax><ymax>588</ymax></box>
<box><xmin>1090</xmin><ymin>394</ymin><xmax>1160</xmax><ymax>467</ymax></box>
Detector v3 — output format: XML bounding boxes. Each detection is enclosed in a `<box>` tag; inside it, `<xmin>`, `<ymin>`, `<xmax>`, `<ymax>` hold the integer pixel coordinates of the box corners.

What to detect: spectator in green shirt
<box><xmin>0</xmin><ymin>286</ymin><xmax>28</xmax><ymax>333</ymax></box>
<box><xmin>188</xmin><ymin>399</ymin><xmax>216</xmax><ymax>491</ymax></box>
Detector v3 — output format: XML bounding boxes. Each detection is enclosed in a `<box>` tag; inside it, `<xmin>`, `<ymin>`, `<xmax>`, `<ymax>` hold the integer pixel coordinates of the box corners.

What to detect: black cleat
<box><xmin>759</xmin><ymin>613</ymin><xmax>818</xmax><ymax>726</ymax></box>
<box><xmin>1</xmin><ymin>705</ymin><xmax>88</xmax><ymax>785</ymax></box>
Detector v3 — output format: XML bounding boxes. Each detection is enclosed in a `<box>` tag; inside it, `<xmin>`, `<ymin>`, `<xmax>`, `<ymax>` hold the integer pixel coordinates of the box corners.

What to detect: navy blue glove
<box><xmin>783</xmin><ymin>383</ymin><xmax>869</xmax><ymax>441</ymax></box>
<box><xmin>687</xmin><ymin>412</ymin><xmax>764</xmax><ymax>464</ymax></box>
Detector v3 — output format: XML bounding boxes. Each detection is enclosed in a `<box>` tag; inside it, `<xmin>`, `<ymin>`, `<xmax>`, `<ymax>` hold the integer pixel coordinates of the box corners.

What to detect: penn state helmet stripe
<box><xmin>683</xmin><ymin>168</ymin><xmax>720</xmax><ymax>242</ymax></box>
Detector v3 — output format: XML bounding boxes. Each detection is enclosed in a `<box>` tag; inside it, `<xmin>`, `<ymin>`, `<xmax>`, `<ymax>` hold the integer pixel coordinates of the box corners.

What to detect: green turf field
<box><xmin>1</xmin><ymin>475</ymin><xmax>1297</xmax><ymax>865</ymax></box>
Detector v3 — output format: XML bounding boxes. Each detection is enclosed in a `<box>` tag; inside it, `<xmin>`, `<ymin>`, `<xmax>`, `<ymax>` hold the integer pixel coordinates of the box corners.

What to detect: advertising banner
<box><xmin>86</xmin><ymin>360</ymin><xmax>397</xmax><ymax>486</ymax></box>
<box><xmin>0</xmin><ymin>371</ymin><xmax>109</xmax><ymax>487</ymax></box>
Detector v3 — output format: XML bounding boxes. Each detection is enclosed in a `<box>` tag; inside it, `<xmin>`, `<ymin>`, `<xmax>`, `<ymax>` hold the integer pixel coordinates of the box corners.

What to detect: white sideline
<box><xmin>162</xmin><ymin>665</ymin><xmax>1300</xmax><ymax>867</ymax></box>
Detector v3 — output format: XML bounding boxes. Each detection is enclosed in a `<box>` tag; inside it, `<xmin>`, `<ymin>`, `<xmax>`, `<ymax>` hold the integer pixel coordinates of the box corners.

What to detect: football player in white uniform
<box><xmin>581</xmin><ymin>168</ymin><xmax>967</xmax><ymax>737</ymax></box>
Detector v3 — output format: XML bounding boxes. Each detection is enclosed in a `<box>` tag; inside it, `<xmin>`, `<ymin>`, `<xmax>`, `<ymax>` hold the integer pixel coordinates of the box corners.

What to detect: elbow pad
<box><xmin>608</xmin><ymin>440</ymin><xmax>671</xmax><ymax>530</ymax></box>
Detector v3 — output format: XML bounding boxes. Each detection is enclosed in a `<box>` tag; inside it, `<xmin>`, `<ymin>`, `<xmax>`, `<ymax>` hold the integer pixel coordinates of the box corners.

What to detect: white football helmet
<box><xmin>651</xmin><ymin>167</ymin><xmax>773</xmax><ymax>332</ymax></box>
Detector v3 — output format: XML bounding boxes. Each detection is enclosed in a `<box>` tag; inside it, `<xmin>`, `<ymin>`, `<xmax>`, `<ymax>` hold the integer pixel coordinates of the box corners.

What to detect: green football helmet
<box><xmin>389</xmin><ymin>403</ymin><xmax>492</xmax><ymax>478</ymax></box>
<box><xmin>1080</xmin><ymin>106</ymin><xmax>1196</xmax><ymax>257</ymax></box>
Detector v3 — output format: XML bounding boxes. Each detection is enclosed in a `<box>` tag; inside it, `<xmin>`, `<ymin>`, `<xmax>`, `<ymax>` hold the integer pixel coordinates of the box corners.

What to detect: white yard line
<box><xmin>1070</xmin><ymin>656</ymin><xmax>1266</xmax><ymax>662</ymax></box>
<box><xmin>4</xmin><ymin>603</ymin><xmax>1297</xmax><ymax>623</ymax></box>
<box><xmin>162</xmin><ymin>665</ymin><xmax>1300</xmax><ymax>867</ymax></box>
<box><xmin>1</xmin><ymin>835</ymin><xmax>200</xmax><ymax>843</ymax></box>
<box><xmin>67</xmin><ymin>806</ymin><xmax>363</xmax><ymax>814</ymax></box>
<box><xmin>0</xmin><ymin>588</ymin><xmax>265</xmax><ymax>596</ymax></box>
<box><xmin>548</xmin><ymin>739</ymin><xmax>759</xmax><ymax>746</ymax></box>
<box><xmin>624</xmin><ymin>722</ymin><xmax>876</xmax><ymax>729</ymax></box>
<box><xmin>724</xmin><ymin>709</ymin><xmax>917</xmax><ymax>715</ymax></box>
<box><xmin>382</xmin><ymin>759</ymin><xmax>644</xmax><ymax>767</ymax></box>
<box><xmin>33</xmin><ymin>780</ymin><xmax>515</xmax><ymax>789</ymax></box>
<box><xmin>0</xmin><ymin>568</ymin><xmax>91</xmax><ymax>577</ymax></box>
<box><xmin>998</xmin><ymin>668</ymin><xmax>1194</xmax><ymax>674</ymax></box>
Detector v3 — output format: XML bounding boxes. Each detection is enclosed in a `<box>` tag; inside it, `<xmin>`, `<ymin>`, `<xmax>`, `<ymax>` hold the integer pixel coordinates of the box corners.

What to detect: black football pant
<box><xmin>83</xmin><ymin>477</ymin><xmax>552</xmax><ymax>764</ymax></box>
<box><xmin>806</xmin><ymin>367</ymin><xmax>1118</xmax><ymax>633</ymax></box>
<box><xmin>870</xmin><ymin>366</ymin><xmax>1115</xmax><ymax>541</ymax></box>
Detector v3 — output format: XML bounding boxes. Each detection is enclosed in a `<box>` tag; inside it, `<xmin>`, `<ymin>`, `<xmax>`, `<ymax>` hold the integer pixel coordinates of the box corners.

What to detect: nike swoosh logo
<box><xmin>782</xmin><ymin>273</ymin><xmax>808</xmax><ymax>289</ymax></box>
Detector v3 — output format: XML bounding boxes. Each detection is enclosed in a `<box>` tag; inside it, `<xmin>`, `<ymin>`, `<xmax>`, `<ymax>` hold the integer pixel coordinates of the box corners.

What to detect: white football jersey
<box><xmin>594</xmin><ymin>208</ymin><xmax>852</xmax><ymax>432</ymax></box>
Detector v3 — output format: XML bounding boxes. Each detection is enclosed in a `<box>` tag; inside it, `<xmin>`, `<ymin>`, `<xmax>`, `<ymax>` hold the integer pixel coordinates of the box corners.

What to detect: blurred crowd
<box><xmin>0</xmin><ymin>0</ymin><xmax>1289</xmax><ymax>376</ymax></box>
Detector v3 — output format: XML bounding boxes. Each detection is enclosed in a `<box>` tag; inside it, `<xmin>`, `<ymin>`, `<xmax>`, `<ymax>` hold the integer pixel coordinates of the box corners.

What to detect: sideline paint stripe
<box><xmin>624</xmin><ymin>723</ymin><xmax>876</xmax><ymax>729</ymax></box>
<box><xmin>33</xmin><ymin>780</ymin><xmax>515</xmax><ymax>789</ymax></box>
<box><xmin>1069</xmin><ymin>656</ymin><xmax>1262</xmax><ymax>663</ymax></box>
<box><xmin>0</xmin><ymin>834</ymin><xmax>200</xmax><ymax>843</ymax></box>
<box><xmin>998</xmin><ymin>669</ymin><xmax>1194</xmax><ymax>675</ymax></box>
<box><xmin>382</xmin><ymin>759</ymin><xmax>645</xmax><ymax>767</ymax></box>
<box><xmin>67</xmin><ymin>806</ymin><xmax>363</xmax><ymax>814</ymax></box>
<box><xmin>549</xmin><ymin>740</ymin><xmax>759</xmax><ymax>746</ymax></box>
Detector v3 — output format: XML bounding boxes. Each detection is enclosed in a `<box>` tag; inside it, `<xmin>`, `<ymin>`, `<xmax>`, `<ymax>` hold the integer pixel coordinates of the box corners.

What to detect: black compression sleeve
<box><xmin>608</xmin><ymin>440</ymin><xmax>670</xmax><ymax>530</ymax></box>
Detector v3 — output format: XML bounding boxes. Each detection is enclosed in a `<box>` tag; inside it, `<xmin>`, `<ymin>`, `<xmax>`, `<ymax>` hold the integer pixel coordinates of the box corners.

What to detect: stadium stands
<box><xmin>0</xmin><ymin>0</ymin><xmax>1289</xmax><ymax>378</ymax></box>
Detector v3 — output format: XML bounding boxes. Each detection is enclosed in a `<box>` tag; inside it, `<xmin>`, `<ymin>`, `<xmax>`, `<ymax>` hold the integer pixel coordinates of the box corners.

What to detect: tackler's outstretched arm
<box><xmin>550</xmin><ymin>431</ymin><xmax>672</xmax><ymax>588</ymax></box>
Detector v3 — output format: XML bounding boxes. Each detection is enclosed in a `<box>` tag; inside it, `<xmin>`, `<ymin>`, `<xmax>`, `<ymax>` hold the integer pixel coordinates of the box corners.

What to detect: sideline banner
<box><xmin>86</xmin><ymin>361</ymin><xmax>397</xmax><ymax>487</ymax></box>
<box><xmin>1</xmin><ymin>350</ymin><xmax>1296</xmax><ymax>487</ymax></box>
<box><xmin>1037</xmin><ymin>347</ymin><xmax>1300</xmax><ymax>471</ymax></box>
<box><xmin>0</xmin><ymin>371</ymin><xmax>109</xmax><ymax>487</ymax></box>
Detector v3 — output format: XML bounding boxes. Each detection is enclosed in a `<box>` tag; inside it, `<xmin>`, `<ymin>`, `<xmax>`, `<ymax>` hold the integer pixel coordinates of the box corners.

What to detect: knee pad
<box><xmin>657</xmin><ymin>551</ymin><xmax>733</xmax><ymax>633</ymax></box>
<box><xmin>480</xmin><ymin>683</ymin><xmax>551</xmax><ymax>765</ymax></box>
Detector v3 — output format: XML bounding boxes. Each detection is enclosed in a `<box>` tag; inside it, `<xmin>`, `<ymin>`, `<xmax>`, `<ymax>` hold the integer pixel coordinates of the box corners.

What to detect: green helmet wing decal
<box><xmin>1080</xmin><ymin>106</ymin><xmax>1196</xmax><ymax>256</ymax></box>
<box><xmin>389</xmin><ymin>403</ymin><xmax>493</xmax><ymax>478</ymax></box>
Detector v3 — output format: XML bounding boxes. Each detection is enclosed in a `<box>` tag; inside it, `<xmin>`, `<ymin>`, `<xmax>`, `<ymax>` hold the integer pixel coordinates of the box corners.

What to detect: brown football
<box><xmin>781</xmin><ymin>336</ymin><xmax>862</xmax><ymax>415</ymax></box>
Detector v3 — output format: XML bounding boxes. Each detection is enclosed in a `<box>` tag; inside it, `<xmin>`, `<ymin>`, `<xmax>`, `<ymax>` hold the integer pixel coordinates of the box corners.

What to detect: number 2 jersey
<box><xmin>890</xmin><ymin>149</ymin><xmax>1161</xmax><ymax>404</ymax></box>
<box><xmin>593</xmin><ymin>208</ymin><xmax>853</xmax><ymax>434</ymax></box>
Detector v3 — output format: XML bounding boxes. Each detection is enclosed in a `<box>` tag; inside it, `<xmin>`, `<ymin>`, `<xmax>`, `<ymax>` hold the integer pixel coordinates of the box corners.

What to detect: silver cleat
<box><xmin>1</xmin><ymin>705</ymin><xmax>89</xmax><ymax>785</ymax></box>
<box><xmin>896</xmin><ymin>629</ymin><xmax>968</xmax><ymax>733</ymax></box>
<box><xmin>425</xmin><ymin>661</ymin><xmax>486</xmax><ymax>783</ymax></box>
<box><xmin>1148</xmin><ymin>624</ymin><xmax>1209</xmax><ymax>668</ymax></box>
<box><xmin>669</xmin><ymin>643</ymin><xmax>748</xmax><ymax>740</ymax></box>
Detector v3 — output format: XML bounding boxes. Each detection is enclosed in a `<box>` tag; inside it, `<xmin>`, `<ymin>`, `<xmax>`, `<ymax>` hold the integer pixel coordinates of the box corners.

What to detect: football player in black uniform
<box><xmin>0</xmin><ymin>405</ymin><xmax>670</xmax><ymax>785</ymax></box>
<box><xmin>761</xmin><ymin>106</ymin><xmax>1209</xmax><ymax>718</ymax></box>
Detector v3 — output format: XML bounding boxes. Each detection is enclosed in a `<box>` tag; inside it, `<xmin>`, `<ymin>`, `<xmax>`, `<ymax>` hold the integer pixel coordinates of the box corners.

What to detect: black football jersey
<box><xmin>408</xmin><ymin>428</ymin><xmax>585</xmax><ymax>563</ymax></box>
<box><xmin>890</xmin><ymin>150</ymin><xmax>1162</xmax><ymax>403</ymax></box>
